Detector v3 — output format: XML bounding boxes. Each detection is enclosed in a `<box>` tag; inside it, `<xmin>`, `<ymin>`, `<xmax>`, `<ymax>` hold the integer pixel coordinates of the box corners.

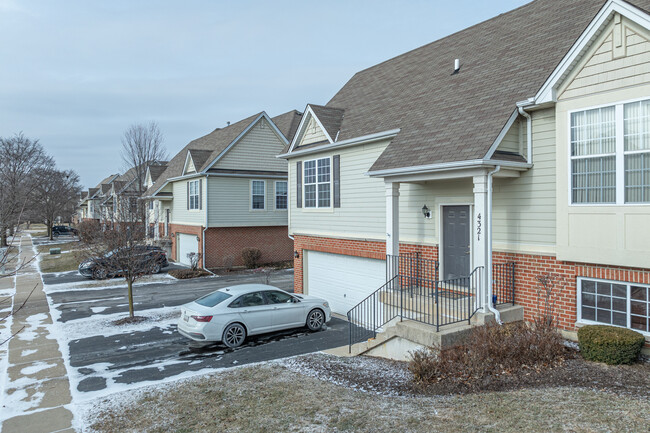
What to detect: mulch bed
<box><xmin>113</xmin><ymin>316</ymin><xmax>149</xmax><ymax>326</ymax></box>
<box><xmin>283</xmin><ymin>350</ymin><xmax>650</xmax><ymax>397</ymax></box>
<box><xmin>168</xmin><ymin>269</ymin><xmax>211</xmax><ymax>279</ymax></box>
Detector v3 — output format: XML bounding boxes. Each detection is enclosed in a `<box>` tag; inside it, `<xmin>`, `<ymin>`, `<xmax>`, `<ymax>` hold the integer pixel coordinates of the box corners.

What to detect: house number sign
<box><xmin>476</xmin><ymin>213</ymin><xmax>482</xmax><ymax>241</ymax></box>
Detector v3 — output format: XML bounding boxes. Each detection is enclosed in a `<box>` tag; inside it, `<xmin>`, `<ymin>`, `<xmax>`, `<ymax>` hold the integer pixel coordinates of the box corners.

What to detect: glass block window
<box><xmin>570</xmin><ymin>106</ymin><xmax>616</xmax><ymax>203</ymax></box>
<box><xmin>579</xmin><ymin>278</ymin><xmax>650</xmax><ymax>334</ymax></box>
<box><xmin>275</xmin><ymin>181</ymin><xmax>287</xmax><ymax>210</ymax></box>
<box><xmin>251</xmin><ymin>180</ymin><xmax>265</xmax><ymax>210</ymax></box>
<box><xmin>624</xmin><ymin>100</ymin><xmax>650</xmax><ymax>203</ymax></box>
<box><xmin>303</xmin><ymin>157</ymin><xmax>330</xmax><ymax>208</ymax></box>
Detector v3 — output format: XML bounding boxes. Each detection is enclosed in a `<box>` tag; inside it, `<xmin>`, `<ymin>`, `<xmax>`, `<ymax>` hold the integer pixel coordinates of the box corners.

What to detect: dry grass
<box><xmin>37</xmin><ymin>241</ymin><xmax>83</xmax><ymax>273</ymax></box>
<box><xmin>87</xmin><ymin>363</ymin><xmax>650</xmax><ymax>433</ymax></box>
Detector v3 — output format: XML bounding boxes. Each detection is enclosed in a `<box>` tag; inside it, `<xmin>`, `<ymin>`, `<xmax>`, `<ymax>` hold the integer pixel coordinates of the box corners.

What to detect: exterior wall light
<box><xmin>294</xmin><ymin>250</ymin><xmax>300</xmax><ymax>259</ymax></box>
<box><xmin>422</xmin><ymin>205</ymin><xmax>431</xmax><ymax>219</ymax></box>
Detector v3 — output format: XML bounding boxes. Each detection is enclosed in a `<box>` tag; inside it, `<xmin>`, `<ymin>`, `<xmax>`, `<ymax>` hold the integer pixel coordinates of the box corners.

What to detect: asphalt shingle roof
<box><xmin>145</xmin><ymin>110</ymin><xmax>301</xmax><ymax>197</ymax></box>
<box><xmin>299</xmin><ymin>0</ymin><xmax>650</xmax><ymax>172</ymax></box>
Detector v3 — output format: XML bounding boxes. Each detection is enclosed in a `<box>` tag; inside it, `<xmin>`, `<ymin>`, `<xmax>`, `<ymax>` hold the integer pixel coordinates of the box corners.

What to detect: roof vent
<box><xmin>227</xmin><ymin>121</ymin><xmax>231</xmax><ymax>126</ymax></box>
<box><xmin>453</xmin><ymin>58</ymin><xmax>460</xmax><ymax>75</ymax></box>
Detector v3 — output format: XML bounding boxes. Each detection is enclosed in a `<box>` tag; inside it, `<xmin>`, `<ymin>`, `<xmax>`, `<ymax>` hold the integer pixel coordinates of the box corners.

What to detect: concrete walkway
<box><xmin>1</xmin><ymin>236</ymin><xmax>75</xmax><ymax>433</ymax></box>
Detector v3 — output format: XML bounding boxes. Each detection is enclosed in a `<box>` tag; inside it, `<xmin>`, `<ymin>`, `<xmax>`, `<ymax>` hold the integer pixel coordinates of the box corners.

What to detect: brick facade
<box><xmin>204</xmin><ymin>226</ymin><xmax>293</xmax><ymax>268</ymax></box>
<box><xmin>170</xmin><ymin>224</ymin><xmax>293</xmax><ymax>269</ymax></box>
<box><xmin>293</xmin><ymin>234</ymin><xmax>650</xmax><ymax>335</ymax></box>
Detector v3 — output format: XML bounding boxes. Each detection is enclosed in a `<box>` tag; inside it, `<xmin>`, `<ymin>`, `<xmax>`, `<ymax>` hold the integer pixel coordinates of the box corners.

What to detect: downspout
<box><xmin>518</xmin><ymin>106</ymin><xmax>532</xmax><ymax>164</ymax></box>
<box><xmin>202</xmin><ymin>175</ymin><xmax>214</xmax><ymax>275</ymax></box>
<box><xmin>486</xmin><ymin>165</ymin><xmax>502</xmax><ymax>324</ymax></box>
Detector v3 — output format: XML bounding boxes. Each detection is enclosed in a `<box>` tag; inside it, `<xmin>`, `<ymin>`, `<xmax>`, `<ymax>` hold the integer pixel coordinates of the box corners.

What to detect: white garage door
<box><xmin>305</xmin><ymin>251</ymin><xmax>386</xmax><ymax>316</ymax></box>
<box><xmin>177</xmin><ymin>233</ymin><xmax>199</xmax><ymax>266</ymax></box>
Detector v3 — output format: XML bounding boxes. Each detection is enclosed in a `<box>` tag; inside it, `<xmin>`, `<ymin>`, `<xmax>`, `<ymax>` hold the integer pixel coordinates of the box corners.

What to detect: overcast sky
<box><xmin>0</xmin><ymin>0</ymin><xmax>528</xmax><ymax>188</ymax></box>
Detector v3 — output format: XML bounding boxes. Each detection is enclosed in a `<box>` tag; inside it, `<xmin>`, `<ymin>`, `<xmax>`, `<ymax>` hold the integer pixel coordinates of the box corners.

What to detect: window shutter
<box><xmin>186</xmin><ymin>182</ymin><xmax>190</xmax><ymax>210</ymax></box>
<box><xmin>199</xmin><ymin>179</ymin><xmax>203</xmax><ymax>210</ymax></box>
<box><xmin>333</xmin><ymin>154</ymin><xmax>341</xmax><ymax>208</ymax></box>
<box><xmin>296</xmin><ymin>161</ymin><xmax>302</xmax><ymax>208</ymax></box>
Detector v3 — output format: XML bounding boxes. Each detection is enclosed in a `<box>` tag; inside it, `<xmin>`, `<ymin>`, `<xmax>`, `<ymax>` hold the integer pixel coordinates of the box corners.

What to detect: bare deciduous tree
<box><xmin>0</xmin><ymin>133</ymin><xmax>54</xmax><ymax>246</ymax></box>
<box><xmin>120</xmin><ymin>121</ymin><xmax>168</xmax><ymax>196</ymax></box>
<box><xmin>78</xmin><ymin>198</ymin><xmax>166</xmax><ymax>320</ymax></box>
<box><xmin>31</xmin><ymin>168</ymin><xmax>81</xmax><ymax>240</ymax></box>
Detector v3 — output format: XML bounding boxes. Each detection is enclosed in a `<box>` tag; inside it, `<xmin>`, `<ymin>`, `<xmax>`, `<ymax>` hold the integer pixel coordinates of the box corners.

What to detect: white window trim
<box><xmin>577</xmin><ymin>276</ymin><xmax>650</xmax><ymax>337</ymax></box>
<box><xmin>275</xmin><ymin>181</ymin><xmax>288</xmax><ymax>211</ymax></box>
<box><xmin>303</xmin><ymin>156</ymin><xmax>332</xmax><ymax>209</ymax></box>
<box><xmin>568</xmin><ymin>96</ymin><xmax>650</xmax><ymax>207</ymax></box>
<box><xmin>251</xmin><ymin>179</ymin><xmax>266</xmax><ymax>211</ymax></box>
<box><xmin>188</xmin><ymin>179</ymin><xmax>200</xmax><ymax>211</ymax></box>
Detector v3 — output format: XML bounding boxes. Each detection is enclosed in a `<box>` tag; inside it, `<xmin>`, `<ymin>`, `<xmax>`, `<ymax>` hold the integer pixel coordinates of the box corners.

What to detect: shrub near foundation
<box><xmin>578</xmin><ymin>325</ymin><xmax>645</xmax><ymax>365</ymax></box>
<box><xmin>241</xmin><ymin>247</ymin><xmax>261</xmax><ymax>269</ymax></box>
<box><xmin>409</xmin><ymin>321</ymin><xmax>565</xmax><ymax>390</ymax></box>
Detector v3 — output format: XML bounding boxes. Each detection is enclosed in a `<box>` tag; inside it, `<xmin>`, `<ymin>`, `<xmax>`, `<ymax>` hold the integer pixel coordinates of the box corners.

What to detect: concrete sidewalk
<box><xmin>1</xmin><ymin>236</ymin><xmax>75</xmax><ymax>433</ymax></box>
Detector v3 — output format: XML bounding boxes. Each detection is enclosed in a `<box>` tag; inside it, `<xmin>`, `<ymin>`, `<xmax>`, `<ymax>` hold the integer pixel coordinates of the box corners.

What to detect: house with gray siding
<box><xmin>144</xmin><ymin>110</ymin><xmax>302</xmax><ymax>268</ymax></box>
<box><xmin>280</xmin><ymin>0</ymin><xmax>650</xmax><ymax>354</ymax></box>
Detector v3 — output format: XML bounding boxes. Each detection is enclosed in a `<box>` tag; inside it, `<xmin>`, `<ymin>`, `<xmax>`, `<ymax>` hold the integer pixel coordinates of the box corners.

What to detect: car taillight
<box><xmin>191</xmin><ymin>315</ymin><xmax>213</xmax><ymax>322</ymax></box>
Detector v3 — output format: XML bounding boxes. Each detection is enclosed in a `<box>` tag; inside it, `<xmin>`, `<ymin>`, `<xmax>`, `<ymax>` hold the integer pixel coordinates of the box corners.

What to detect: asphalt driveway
<box><xmin>44</xmin><ymin>269</ymin><xmax>351</xmax><ymax>395</ymax></box>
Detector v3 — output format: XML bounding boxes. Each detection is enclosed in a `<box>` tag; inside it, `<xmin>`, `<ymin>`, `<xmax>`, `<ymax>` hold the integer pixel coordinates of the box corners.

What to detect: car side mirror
<box><xmin>291</xmin><ymin>297</ymin><xmax>300</xmax><ymax>303</ymax></box>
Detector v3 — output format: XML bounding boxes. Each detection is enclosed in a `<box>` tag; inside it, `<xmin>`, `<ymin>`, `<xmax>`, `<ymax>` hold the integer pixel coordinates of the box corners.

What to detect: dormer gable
<box><xmin>183</xmin><ymin>151</ymin><xmax>197</xmax><ymax>175</ymax></box>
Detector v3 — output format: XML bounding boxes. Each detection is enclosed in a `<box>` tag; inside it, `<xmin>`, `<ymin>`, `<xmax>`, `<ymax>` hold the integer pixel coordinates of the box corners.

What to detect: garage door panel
<box><xmin>306</xmin><ymin>251</ymin><xmax>386</xmax><ymax>316</ymax></box>
<box><xmin>178</xmin><ymin>233</ymin><xmax>199</xmax><ymax>266</ymax></box>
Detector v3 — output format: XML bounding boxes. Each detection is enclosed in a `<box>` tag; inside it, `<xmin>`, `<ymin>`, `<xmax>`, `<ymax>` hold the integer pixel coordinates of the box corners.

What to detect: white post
<box><xmin>385</xmin><ymin>182</ymin><xmax>400</xmax><ymax>257</ymax></box>
<box><xmin>473</xmin><ymin>174</ymin><xmax>488</xmax><ymax>311</ymax></box>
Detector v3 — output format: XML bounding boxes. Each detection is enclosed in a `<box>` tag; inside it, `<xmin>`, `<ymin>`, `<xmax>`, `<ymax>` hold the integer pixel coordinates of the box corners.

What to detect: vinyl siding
<box><xmin>560</xmin><ymin>16</ymin><xmax>650</xmax><ymax>100</ymax></box>
<box><xmin>214</xmin><ymin>118</ymin><xmax>288</xmax><ymax>172</ymax></box>
<box><xmin>555</xmin><ymin>14</ymin><xmax>650</xmax><ymax>269</ymax></box>
<box><xmin>496</xmin><ymin>118</ymin><xmax>523</xmax><ymax>155</ymax></box>
<box><xmin>299</xmin><ymin>115</ymin><xmax>328</xmax><ymax>146</ymax></box>
<box><xmin>288</xmin><ymin>139</ymin><xmax>472</xmax><ymax>244</ymax></box>
<box><xmin>171</xmin><ymin>178</ymin><xmax>205</xmax><ymax>226</ymax></box>
<box><xmin>207</xmin><ymin>177</ymin><xmax>288</xmax><ymax>227</ymax></box>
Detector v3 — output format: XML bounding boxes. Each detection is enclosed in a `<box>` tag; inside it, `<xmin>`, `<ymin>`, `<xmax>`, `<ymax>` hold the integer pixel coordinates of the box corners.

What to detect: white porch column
<box><xmin>472</xmin><ymin>174</ymin><xmax>488</xmax><ymax>311</ymax></box>
<box><xmin>385</xmin><ymin>182</ymin><xmax>400</xmax><ymax>257</ymax></box>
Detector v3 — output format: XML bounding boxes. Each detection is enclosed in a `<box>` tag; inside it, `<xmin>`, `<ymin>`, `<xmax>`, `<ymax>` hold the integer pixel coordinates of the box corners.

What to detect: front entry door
<box><xmin>442</xmin><ymin>205</ymin><xmax>470</xmax><ymax>280</ymax></box>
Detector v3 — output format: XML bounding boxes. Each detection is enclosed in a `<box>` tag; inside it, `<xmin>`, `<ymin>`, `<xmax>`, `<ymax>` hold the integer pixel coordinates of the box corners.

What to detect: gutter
<box><xmin>202</xmin><ymin>174</ymin><xmax>214</xmax><ymax>275</ymax></box>
<box><xmin>277</xmin><ymin>128</ymin><xmax>400</xmax><ymax>159</ymax></box>
<box><xmin>367</xmin><ymin>159</ymin><xmax>531</xmax><ymax>178</ymax></box>
<box><xmin>486</xmin><ymin>165</ymin><xmax>502</xmax><ymax>324</ymax></box>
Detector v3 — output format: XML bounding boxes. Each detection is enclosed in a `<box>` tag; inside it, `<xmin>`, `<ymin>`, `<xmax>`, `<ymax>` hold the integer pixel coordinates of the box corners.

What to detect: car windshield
<box><xmin>195</xmin><ymin>291</ymin><xmax>232</xmax><ymax>307</ymax></box>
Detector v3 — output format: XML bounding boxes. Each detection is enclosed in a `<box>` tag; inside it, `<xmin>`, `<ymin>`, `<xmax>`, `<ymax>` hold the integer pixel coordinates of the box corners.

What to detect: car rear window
<box><xmin>195</xmin><ymin>291</ymin><xmax>232</xmax><ymax>307</ymax></box>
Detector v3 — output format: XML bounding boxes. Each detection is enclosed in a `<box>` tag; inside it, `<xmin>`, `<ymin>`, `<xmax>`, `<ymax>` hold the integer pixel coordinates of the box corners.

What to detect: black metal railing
<box><xmin>386</xmin><ymin>253</ymin><xmax>438</xmax><ymax>296</ymax></box>
<box><xmin>347</xmin><ymin>253</ymin><xmax>483</xmax><ymax>352</ymax></box>
<box><xmin>492</xmin><ymin>262</ymin><xmax>516</xmax><ymax>305</ymax></box>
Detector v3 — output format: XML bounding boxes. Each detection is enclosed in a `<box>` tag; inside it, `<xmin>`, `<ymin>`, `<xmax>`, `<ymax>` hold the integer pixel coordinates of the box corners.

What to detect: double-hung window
<box><xmin>570</xmin><ymin>106</ymin><xmax>616</xmax><ymax>203</ymax></box>
<box><xmin>624</xmin><ymin>100</ymin><xmax>650</xmax><ymax>203</ymax></box>
<box><xmin>275</xmin><ymin>181</ymin><xmax>287</xmax><ymax>210</ymax></box>
<box><xmin>570</xmin><ymin>98</ymin><xmax>650</xmax><ymax>204</ymax></box>
<box><xmin>579</xmin><ymin>278</ymin><xmax>650</xmax><ymax>334</ymax></box>
<box><xmin>251</xmin><ymin>180</ymin><xmax>265</xmax><ymax>210</ymax></box>
<box><xmin>304</xmin><ymin>157</ymin><xmax>330</xmax><ymax>208</ymax></box>
<box><xmin>188</xmin><ymin>180</ymin><xmax>200</xmax><ymax>210</ymax></box>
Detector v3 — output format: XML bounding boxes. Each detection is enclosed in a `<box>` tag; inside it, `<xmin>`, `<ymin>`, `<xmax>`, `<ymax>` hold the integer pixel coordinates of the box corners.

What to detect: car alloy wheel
<box><xmin>93</xmin><ymin>268</ymin><xmax>107</xmax><ymax>280</ymax></box>
<box><xmin>223</xmin><ymin>323</ymin><xmax>246</xmax><ymax>348</ymax></box>
<box><xmin>152</xmin><ymin>263</ymin><xmax>161</xmax><ymax>274</ymax></box>
<box><xmin>307</xmin><ymin>309</ymin><xmax>324</xmax><ymax>331</ymax></box>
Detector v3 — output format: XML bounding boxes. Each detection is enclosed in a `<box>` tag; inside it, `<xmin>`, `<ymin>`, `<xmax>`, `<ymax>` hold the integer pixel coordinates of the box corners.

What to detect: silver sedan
<box><xmin>177</xmin><ymin>284</ymin><xmax>331</xmax><ymax>348</ymax></box>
